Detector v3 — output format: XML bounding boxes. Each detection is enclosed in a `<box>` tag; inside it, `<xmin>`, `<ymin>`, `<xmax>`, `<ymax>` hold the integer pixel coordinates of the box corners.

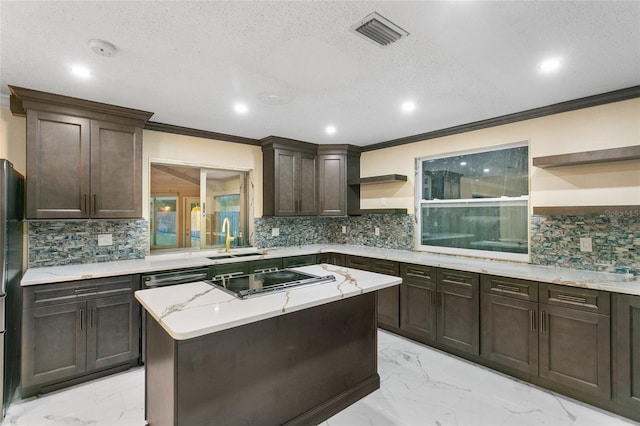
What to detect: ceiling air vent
<box><xmin>350</xmin><ymin>12</ymin><xmax>409</xmax><ymax>47</ymax></box>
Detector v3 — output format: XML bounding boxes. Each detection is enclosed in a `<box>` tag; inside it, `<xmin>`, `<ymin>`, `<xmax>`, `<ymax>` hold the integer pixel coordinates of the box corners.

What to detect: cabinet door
<box><xmin>87</xmin><ymin>293</ymin><xmax>140</xmax><ymax>371</ymax></box>
<box><xmin>211</xmin><ymin>262</ymin><xmax>249</xmax><ymax>278</ymax></box>
<box><xmin>297</xmin><ymin>152</ymin><xmax>318</xmax><ymax>215</ymax></box>
<box><xmin>400</xmin><ymin>264</ymin><xmax>437</xmax><ymax>340</ymax></box>
<box><xmin>26</xmin><ymin>111</ymin><xmax>91</xmax><ymax>219</ymax></box>
<box><xmin>481</xmin><ymin>293</ymin><xmax>538</xmax><ymax>375</ymax></box>
<box><xmin>615</xmin><ymin>294</ymin><xmax>640</xmax><ymax>410</ymax></box>
<box><xmin>282</xmin><ymin>255</ymin><xmax>317</xmax><ymax>268</ymax></box>
<box><xmin>539</xmin><ymin>303</ymin><xmax>611</xmax><ymax>399</ymax></box>
<box><xmin>90</xmin><ymin>120</ymin><xmax>142</xmax><ymax>218</ymax></box>
<box><xmin>437</xmin><ymin>269</ymin><xmax>480</xmax><ymax>355</ymax></box>
<box><xmin>344</xmin><ymin>256</ymin><xmax>371</xmax><ymax>271</ymax></box>
<box><xmin>371</xmin><ymin>260</ymin><xmax>400</xmax><ymax>329</ymax></box>
<box><xmin>318</xmin><ymin>154</ymin><xmax>345</xmax><ymax>216</ymax></box>
<box><xmin>273</xmin><ymin>149</ymin><xmax>297</xmax><ymax>216</ymax></box>
<box><xmin>21</xmin><ymin>301</ymin><xmax>87</xmax><ymax>390</ymax></box>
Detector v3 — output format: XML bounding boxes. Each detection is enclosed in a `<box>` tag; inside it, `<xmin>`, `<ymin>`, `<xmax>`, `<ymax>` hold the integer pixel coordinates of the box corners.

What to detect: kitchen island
<box><xmin>135</xmin><ymin>264</ymin><xmax>401</xmax><ymax>426</ymax></box>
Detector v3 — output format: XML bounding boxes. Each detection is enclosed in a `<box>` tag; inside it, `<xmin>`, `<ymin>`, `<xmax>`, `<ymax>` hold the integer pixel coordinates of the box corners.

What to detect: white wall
<box><xmin>360</xmin><ymin>98</ymin><xmax>640</xmax><ymax>212</ymax></box>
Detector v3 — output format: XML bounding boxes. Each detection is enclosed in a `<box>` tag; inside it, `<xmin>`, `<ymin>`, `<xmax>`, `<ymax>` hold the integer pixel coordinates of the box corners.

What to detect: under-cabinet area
<box><xmin>18</xmin><ymin>247</ymin><xmax>640</xmax><ymax>423</ymax></box>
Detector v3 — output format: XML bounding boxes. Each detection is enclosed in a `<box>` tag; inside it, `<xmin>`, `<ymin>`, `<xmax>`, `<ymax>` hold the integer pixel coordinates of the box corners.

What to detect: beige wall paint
<box><xmin>360</xmin><ymin>98</ymin><xmax>640</xmax><ymax>212</ymax></box>
<box><xmin>143</xmin><ymin>130</ymin><xmax>263</xmax><ymax>220</ymax></box>
<box><xmin>0</xmin><ymin>108</ymin><xmax>26</xmax><ymax>174</ymax></box>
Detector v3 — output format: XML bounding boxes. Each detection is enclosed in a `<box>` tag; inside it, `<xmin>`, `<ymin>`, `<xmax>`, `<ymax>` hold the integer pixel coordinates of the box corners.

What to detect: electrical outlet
<box><xmin>374</xmin><ymin>227</ymin><xmax>380</xmax><ymax>236</ymax></box>
<box><xmin>342</xmin><ymin>226</ymin><xmax>347</xmax><ymax>234</ymax></box>
<box><xmin>272</xmin><ymin>227</ymin><xmax>280</xmax><ymax>237</ymax></box>
<box><xmin>97</xmin><ymin>234</ymin><xmax>113</xmax><ymax>246</ymax></box>
<box><xmin>579</xmin><ymin>237</ymin><xmax>593</xmax><ymax>252</ymax></box>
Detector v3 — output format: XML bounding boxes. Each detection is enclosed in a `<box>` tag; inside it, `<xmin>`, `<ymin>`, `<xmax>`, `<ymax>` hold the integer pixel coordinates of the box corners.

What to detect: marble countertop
<box><xmin>134</xmin><ymin>264</ymin><xmax>402</xmax><ymax>340</ymax></box>
<box><xmin>22</xmin><ymin>244</ymin><xmax>640</xmax><ymax>296</ymax></box>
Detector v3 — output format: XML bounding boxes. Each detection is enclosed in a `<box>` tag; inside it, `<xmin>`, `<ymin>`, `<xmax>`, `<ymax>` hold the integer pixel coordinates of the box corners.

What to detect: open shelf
<box><xmin>351</xmin><ymin>208</ymin><xmax>408</xmax><ymax>215</ymax></box>
<box><xmin>532</xmin><ymin>146</ymin><xmax>640</xmax><ymax>168</ymax></box>
<box><xmin>348</xmin><ymin>174</ymin><xmax>407</xmax><ymax>185</ymax></box>
<box><xmin>533</xmin><ymin>205</ymin><xmax>639</xmax><ymax>216</ymax></box>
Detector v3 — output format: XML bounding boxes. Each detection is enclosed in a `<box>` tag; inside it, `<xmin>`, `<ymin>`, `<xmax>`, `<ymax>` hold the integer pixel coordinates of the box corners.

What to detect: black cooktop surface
<box><xmin>208</xmin><ymin>269</ymin><xmax>336</xmax><ymax>299</ymax></box>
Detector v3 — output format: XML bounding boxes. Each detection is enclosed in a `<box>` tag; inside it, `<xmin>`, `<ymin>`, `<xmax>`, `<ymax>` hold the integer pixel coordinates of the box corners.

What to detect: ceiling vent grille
<box><xmin>350</xmin><ymin>12</ymin><xmax>409</xmax><ymax>47</ymax></box>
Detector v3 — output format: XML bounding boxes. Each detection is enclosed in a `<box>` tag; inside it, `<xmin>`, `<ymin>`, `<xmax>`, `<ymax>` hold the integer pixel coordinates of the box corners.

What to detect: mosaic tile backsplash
<box><xmin>531</xmin><ymin>214</ymin><xmax>639</xmax><ymax>275</ymax></box>
<box><xmin>28</xmin><ymin>220</ymin><xmax>148</xmax><ymax>268</ymax></box>
<box><xmin>254</xmin><ymin>214</ymin><xmax>415</xmax><ymax>250</ymax></box>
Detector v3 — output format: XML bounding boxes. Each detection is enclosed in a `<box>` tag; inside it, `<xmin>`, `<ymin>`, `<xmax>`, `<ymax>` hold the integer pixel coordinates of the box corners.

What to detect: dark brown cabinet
<box><xmin>21</xmin><ymin>275</ymin><xmax>140</xmax><ymax>397</ymax></box>
<box><xmin>538</xmin><ymin>283</ymin><xmax>611</xmax><ymax>399</ymax></box>
<box><xmin>9</xmin><ymin>86</ymin><xmax>152</xmax><ymax>219</ymax></box>
<box><xmin>282</xmin><ymin>254</ymin><xmax>318</xmax><ymax>268</ymax></box>
<box><xmin>317</xmin><ymin>252</ymin><xmax>345</xmax><ymax>266</ymax></box>
<box><xmin>614</xmin><ymin>294</ymin><xmax>640</xmax><ymax>415</ymax></box>
<box><xmin>262</xmin><ymin>137</ymin><xmax>318</xmax><ymax>216</ymax></box>
<box><xmin>317</xmin><ymin>145</ymin><xmax>361</xmax><ymax>216</ymax></box>
<box><xmin>481</xmin><ymin>275</ymin><xmax>539</xmax><ymax>376</ymax></box>
<box><xmin>400</xmin><ymin>264</ymin><xmax>479</xmax><ymax>355</ymax></box>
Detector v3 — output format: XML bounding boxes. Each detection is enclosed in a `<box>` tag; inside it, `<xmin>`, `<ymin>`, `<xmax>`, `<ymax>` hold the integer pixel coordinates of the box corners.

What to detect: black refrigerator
<box><xmin>0</xmin><ymin>159</ymin><xmax>24</xmax><ymax>418</ymax></box>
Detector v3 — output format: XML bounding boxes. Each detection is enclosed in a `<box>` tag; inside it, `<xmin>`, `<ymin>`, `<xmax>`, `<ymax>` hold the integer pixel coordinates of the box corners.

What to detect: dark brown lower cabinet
<box><xmin>614</xmin><ymin>294</ymin><xmax>640</xmax><ymax>413</ymax></box>
<box><xmin>481</xmin><ymin>275</ymin><xmax>539</xmax><ymax>376</ymax></box>
<box><xmin>21</xmin><ymin>275</ymin><xmax>140</xmax><ymax>397</ymax></box>
<box><xmin>400</xmin><ymin>264</ymin><xmax>479</xmax><ymax>355</ymax></box>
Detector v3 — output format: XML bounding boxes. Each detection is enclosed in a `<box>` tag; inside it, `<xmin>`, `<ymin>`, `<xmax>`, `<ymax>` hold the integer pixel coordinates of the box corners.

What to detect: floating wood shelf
<box><xmin>532</xmin><ymin>146</ymin><xmax>640</xmax><ymax>168</ymax></box>
<box><xmin>533</xmin><ymin>205</ymin><xmax>640</xmax><ymax>216</ymax></box>
<box><xmin>348</xmin><ymin>174</ymin><xmax>407</xmax><ymax>185</ymax></box>
<box><xmin>351</xmin><ymin>208</ymin><xmax>408</xmax><ymax>215</ymax></box>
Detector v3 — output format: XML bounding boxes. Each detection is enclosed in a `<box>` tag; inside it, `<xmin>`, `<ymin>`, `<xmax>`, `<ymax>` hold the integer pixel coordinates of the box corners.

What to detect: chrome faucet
<box><xmin>221</xmin><ymin>217</ymin><xmax>235</xmax><ymax>252</ymax></box>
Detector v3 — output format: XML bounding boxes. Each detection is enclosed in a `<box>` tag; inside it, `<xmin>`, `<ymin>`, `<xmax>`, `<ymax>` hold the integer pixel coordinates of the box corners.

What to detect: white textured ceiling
<box><xmin>1</xmin><ymin>1</ymin><xmax>639</xmax><ymax>146</ymax></box>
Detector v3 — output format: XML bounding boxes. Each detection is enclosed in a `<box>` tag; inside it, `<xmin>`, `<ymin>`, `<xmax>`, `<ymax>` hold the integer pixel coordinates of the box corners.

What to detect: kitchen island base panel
<box><xmin>145</xmin><ymin>292</ymin><xmax>379</xmax><ymax>426</ymax></box>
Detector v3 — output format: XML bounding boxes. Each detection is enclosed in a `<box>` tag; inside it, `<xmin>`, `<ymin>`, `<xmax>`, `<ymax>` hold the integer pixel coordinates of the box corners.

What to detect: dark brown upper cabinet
<box><xmin>9</xmin><ymin>86</ymin><xmax>153</xmax><ymax>219</ymax></box>
<box><xmin>318</xmin><ymin>145</ymin><xmax>361</xmax><ymax>216</ymax></box>
<box><xmin>262</xmin><ymin>136</ymin><xmax>318</xmax><ymax>216</ymax></box>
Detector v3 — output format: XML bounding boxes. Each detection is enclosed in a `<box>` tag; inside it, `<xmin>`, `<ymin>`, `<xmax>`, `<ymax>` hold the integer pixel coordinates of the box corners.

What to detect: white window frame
<box><xmin>415</xmin><ymin>141</ymin><xmax>530</xmax><ymax>262</ymax></box>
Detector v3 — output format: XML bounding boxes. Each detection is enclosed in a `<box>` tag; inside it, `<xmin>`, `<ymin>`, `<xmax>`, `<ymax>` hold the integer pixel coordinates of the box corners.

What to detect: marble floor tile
<box><xmin>4</xmin><ymin>330</ymin><xmax>638</xmax><ymax>426</ymax></box>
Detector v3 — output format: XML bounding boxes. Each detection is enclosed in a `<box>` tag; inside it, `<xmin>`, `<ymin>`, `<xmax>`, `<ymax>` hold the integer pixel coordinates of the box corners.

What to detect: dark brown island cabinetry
<box><xmin>9</xmin><ymin>86</ymin><xmax>153</xmax><ymax>219</ymax></box>
<box><xmin>262</xmin><ymin>137</ymin><xmax>318</xmax><ymax>216</ymax></box>
<box><xmin>317</xmin><ymin>145</ymin><xmax>361</xmax><ymax>216</ymax></box>
<box><xmin>21</xmin><ymin>275</ymin><xmax>140</xmax><ymax>397</ymax></box>
<box><xmin>614</xmin><ymin>294</ymin><xmax>640</xmax><ymax>416</ymax></box>
<box><xmin>317</xmin><ymin>252</ymin><xmax>345</xmax><ymax>266</ymax></box>
<box><xmin>400</xmin><ymin>264</ymin><xmax>480</xmax><ymax>355</ymax></box>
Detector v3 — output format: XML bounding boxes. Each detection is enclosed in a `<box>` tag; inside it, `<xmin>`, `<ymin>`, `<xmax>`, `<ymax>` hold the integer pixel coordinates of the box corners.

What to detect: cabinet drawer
<box><xmin>370</xmin><ymin>259</ymin><xmax>399</xmax><ymax>276</ymax></box>
<box><xmin>24</xmin><ymin>275</ymin><xmax>139</xmax><ymax>308</ymax></box>
<box><xmin>437</xmin><ymin>269</ymin><xmax>479</xmax><ymax>292</ymax></box>
<box><xmin>400</xmin><ymin>263</ymin><xmax>435</xmax><ymax>288</ymax></box>
<box><xmin>345</xmin><ymin>256</ymin><xmax>371</xmax><ymax>271</ymax></box>
<box><xmin>481</xmin><ymin>275</ymin><xmax>538</xmax><ymax>302</ymax></box>
<box><xmin>211</xmin><ymin>262</ymin><xmax>249</xmax><ymax>278</ymax></box>
<box><xmin>539</xmin><ymin>283</ymin><xmax>610</xmax><ymax>315</ymax></box>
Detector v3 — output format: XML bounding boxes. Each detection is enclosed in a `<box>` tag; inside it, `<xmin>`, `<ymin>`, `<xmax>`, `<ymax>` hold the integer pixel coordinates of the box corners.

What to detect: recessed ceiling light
<box><xmin>234</xmin><ymin>103</ymin><xmax>248</xmax><ymax>114</ymax></box>
<box><xmin>325</xmin><ymin>125</ymin><xmax>337</xmax><ymax>135</ymax></box>
<box><xmin>460</xmin><ymin>161</ymin><xmax>467</xmax><ymax>166</ymax></box>
<box><xmin>539</xmin><ymin>57</ymin><xmax>561</xmax><ymax>73</ymax></box>
<box><xmin>401</xmin><ymin>100</ymin><xmax>416</xmax><ymax>113</ymax></box>
<box><xmin>483</xmin><ymin>168</ymin><xmax>490</xmax><ymax>173</ymax></box>
<box><xmin>71</xmin><ymin>65</ymin><xmax>91</xmax><ymax>79</ymax></box>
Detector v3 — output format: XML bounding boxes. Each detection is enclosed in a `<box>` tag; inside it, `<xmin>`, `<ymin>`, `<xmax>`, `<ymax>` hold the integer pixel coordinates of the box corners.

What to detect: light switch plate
<box><xmin>98</xmin><ymin>234</ymin><xmax>113</xmax><ymax>246</ymax></box>
<box><xmin>342</xmin><ymin>226</ymin><xmax>347</xmax><ymax>234</ymax></box>
<box><xmin>272</xmin><ymin>227</ymin><xmax>280</xmax><ymax>237</ymax></box>
<box><xmin>579</xmin><ymin>237</ymin><xmax>593</xmax><ymax>252</ymax></box>
<box><xmin>374</xmin><ymin>227</ymin><xmax>380</xmax><ymax>236</ymax></box>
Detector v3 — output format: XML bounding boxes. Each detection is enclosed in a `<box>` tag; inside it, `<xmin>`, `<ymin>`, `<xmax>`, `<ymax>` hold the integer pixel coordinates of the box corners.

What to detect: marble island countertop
<box><xmin>21</xmin><ymin>244</ymin><xmax>640</xmax><ymax>296</ymax></box>
<box><xmin>134</xmin><ymin>264</ymin><xmax>402</xmax><ymax>340</ymax></box>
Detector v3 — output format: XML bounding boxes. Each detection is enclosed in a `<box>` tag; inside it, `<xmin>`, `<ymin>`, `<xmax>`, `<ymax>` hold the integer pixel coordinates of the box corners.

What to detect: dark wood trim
<box><xmin>533</xmin><ymin>146</ymin><xmax>640</xmax><ymax>168</ymax></box>
<box><xmin>362</xmin><ymin>86</ymin><xmax>640</xmax><ymax>152</ymax></box>
<box><xmin>532</xmin><ymin>205</ymin><xmax>640</xmax><ymax>217</ymax></box>
<box><xmin>349</xmin><ymin>174</ymin><xmax>407</xmax><ymax>185</ymax></box>
<box><xmin>260</xmin><ymin>135</ymin><xmax>318</xmax><ymax>153</ymax></box>
<box><xmin>317</xmin><ymin>144</ymin><xmax>362</xmax><ymax>155</ymax></box>
<box><xmin>9</xmin><ymin>85</ymin><xmax>154</xmax><ymax>124</ymax></box>
<box><xmin>145</xmin><ymin>121</ymin><xmax>260</xmax><ymax>146</ymax></box>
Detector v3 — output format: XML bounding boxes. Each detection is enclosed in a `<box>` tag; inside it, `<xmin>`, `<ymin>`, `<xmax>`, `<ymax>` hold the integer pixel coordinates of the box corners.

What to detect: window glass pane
<box><xmin>421</xmin><ymin>199</ymin><xmax>528</xmax><ymax>254</ymax></box>
<box><xmin>421</xmin><ymin>146</ymin><xmax>528</xmax><ymax>200</ymax></box>
<box><xmin>152</xmin><ymin>197</ymin><xmax>178</xmax><ymax>248</ymax></box>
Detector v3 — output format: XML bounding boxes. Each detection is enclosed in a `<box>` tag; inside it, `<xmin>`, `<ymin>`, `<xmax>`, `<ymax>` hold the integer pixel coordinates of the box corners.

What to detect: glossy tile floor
<box><xmin>4</xmin><ymin>330</ymin><xmax>638</xmax><ymax>426</ymax></box>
